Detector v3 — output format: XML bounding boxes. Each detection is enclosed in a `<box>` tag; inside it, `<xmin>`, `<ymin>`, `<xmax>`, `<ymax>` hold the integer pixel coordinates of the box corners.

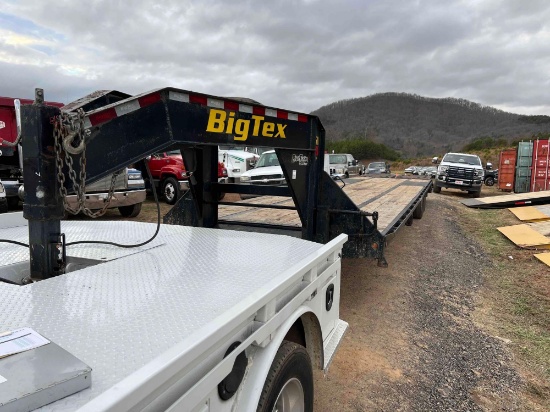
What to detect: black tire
<box><xmin>345</xmin><ymin>172</ymin><xmax>349</xmax><ymax>179</ymax></box>
<box><xmin>7</xmin><ymin>197</ymin><xmax>19</xmax><ymax>209</ymax></box>
<box><xmin>118</xmin><ymin>202</ymin><xmax>142</xmax><ymax>218</ymax></box>
<box><xmin>218</xmin><ymin>192</ymin><xmax>226</xmax><ymax>201</ymax></box>
<box><xmin>433</xmin><ymin>185</ymin><xmax>441</xmax><ymax>193</ymax></box>
<box><xmin>413</xmin><ymin>197</ymin><xmax>425</xmax><ymax>219</ymax></box>
<box><xmin>484</xmin><ymin>176</ymin><xmax>495</xmax><ymax>186</ymax></box>
<box><xmin>0</xmin><ymin>200</ymin><xmax>8</xmax><ymax>214</ymax></box>
<box><xmin>470</xmin><ymin>190</ymin><xmax>481</xmax><ymax>198</ymax></box>
<box><xmin>257</xmin><ymin>341</ymin><xmax>313</xmax><ymax>412</ymax></box>
<box><xmin>162</xmin><ymin>177</ymin><xmax>180</xmax><ymax>205</ymax></box>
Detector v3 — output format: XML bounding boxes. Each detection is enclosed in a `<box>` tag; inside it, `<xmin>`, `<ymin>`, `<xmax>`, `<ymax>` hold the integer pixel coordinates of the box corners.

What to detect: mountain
<box><xmin>311</xmin><ymin>93</ymin><xmax>550</xmax><ymax>158</ymax></box>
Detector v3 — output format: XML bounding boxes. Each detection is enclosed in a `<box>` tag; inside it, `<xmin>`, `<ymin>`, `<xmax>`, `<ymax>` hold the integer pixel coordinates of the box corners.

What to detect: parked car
<box><xmin>424</xmin><ymin>166</ymin><xmax>437</xmax><ymax>178</ymax></box>
<box><xmin>240</xmin><ymin>150</ymin><xmax>285</xmax><ymax>187</ymax></box>
<box><xmin>0</xmin><ymin>180</ymin><xmax>7</xmax><ymax>213</ymax></box>
<box><xmin>366</xmin><ymin>161</ymin><xmax>390</xmax><ymax>174</ymax></box>
<box><xmin>346</xmin><ymin>154</ymin><xmax>365</xmax><ymax>175</ymax></box>
<box><xmin>484</xmin><ymin>163</ymin><xmax>498</xmax><ymax>186</ymax></box>
<box><xmin>404</xmin><ymin>166</ymin><xmax>418</xmax><ymax>175</ymax></box>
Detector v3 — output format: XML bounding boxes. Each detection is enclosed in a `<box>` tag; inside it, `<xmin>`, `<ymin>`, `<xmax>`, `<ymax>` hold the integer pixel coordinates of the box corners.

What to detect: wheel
<box><xmin>484</xmin><ymin>176</ymin><xmax>495</xmax><ymax>186</ymax></box>
<box><xmin>7</xmin><ymin>197</ymin><xmax>19</xmax><ymax>209</ymax></box>
<box><xmin>118</xmin><ymin>202</ymin><xmax>142</xmax><ymax>217</ymax></box>
<box><xmin>413</xmin><ymin>197</ymin><xmax>425</xmax><ymax>219</ymax></box>
<box><xmin>345</xmin><ymin>172</ymin><xmax>349</xmax><ymax>179</ymax></box>
<box><xmin>218</xmin><ymin>192</ymin><xmax>226</xmax><ymax>201</ymax></box>
<box><xmin>0</xmin><ymin>200</ymin><xmax>8</xmax><ymax>214</ymax></box>
<box><xmin>162</xmin><ymin>177</ymin><xmax>180</xmax><ymax>205</ymax></box>
<box><xmin>433</xmin><ymin>185</ymin><xmax>441</xmax><ymax>193</ymax></box>
<box><xmin>469</xmin><ymin>190</ymin><xmax>481</xmax><ymax>198</ymax></box>
<box><xmin>257</xmin><ymin>341</ymin><xmax>313</xmax><ymax>412</ymax></box>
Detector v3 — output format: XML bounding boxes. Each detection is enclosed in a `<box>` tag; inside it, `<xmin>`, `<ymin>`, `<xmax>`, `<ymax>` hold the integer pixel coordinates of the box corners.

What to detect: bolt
<box><xmin>35</xmin><ymin>88</ymin><xmax>44</xmax><ymax>105</ymax></box>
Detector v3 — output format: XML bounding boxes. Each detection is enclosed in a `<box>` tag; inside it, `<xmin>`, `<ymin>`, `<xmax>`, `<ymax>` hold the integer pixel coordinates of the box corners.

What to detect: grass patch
<box><xmin>456</xmin><ymin>200</ymin><xmax>550</xmax><ymax>402</ymax></box>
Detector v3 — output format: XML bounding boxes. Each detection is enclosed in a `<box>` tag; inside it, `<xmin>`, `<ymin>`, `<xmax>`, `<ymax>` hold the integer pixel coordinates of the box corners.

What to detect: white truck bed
<box><xmin>0</xmin><ymin>213</ymin><xmax>346</xmax><ymax>411</ymax></box>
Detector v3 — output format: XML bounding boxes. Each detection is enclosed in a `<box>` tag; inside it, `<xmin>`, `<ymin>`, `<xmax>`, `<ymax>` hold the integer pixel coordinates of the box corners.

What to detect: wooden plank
<box><xmin>534</xmin><ymin>252</ymin><xmax>550</xmax><ymax>267</ymax></box>
<box><xmin>508</xmin><ymin>206</ymin><xmax>550</xmax><ymax>222</ymax></box>
<box><xmin>497</xmin><ymin>224</ymin><xmax>550</xmax><ymax>249</ymax></box>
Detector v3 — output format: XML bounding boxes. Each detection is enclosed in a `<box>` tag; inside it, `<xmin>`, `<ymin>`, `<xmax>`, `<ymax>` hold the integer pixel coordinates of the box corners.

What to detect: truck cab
<box><xmin>434</xmin><ymin>152</ymin><xmax>484</xmax><ymax>197</ymax></box>
<box><xmin>218</xmin><ymin>145</ymin><xmax>260</xmax><ymax>183</ymax></box>
<box><xmin>146</xmin><ymin>150</ymin><xmax>189</xmax><ymax>205</ymax></box>
<box><xmin>324</xmin><ymin>153</ymin><xmax>350</xmax><ymax>178</ymax></box>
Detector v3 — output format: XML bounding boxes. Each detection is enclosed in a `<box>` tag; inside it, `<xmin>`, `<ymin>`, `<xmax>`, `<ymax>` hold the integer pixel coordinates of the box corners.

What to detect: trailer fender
<box><xmin>234</xmin><ymin>306</ymin><xmax>323</xmax><ymax>411</ymax></box>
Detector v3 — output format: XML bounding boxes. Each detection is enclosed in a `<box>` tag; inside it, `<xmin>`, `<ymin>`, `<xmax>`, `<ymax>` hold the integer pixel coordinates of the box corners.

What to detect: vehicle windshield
<box><xmin>442</xmin><ymin>154</ymin><xmax>481</xmax><ymax>166</ymax></box>
<box><xmin>329</xmin><ymin>154</ymin><xmax>347</xmax><ymax>164</ymax></box>
<box><xmin>255</xmin><ymin>152</ymin><xmax>280</xmax><ymax>168</ymax></box>
<box><xmin>368</xmin><ymin>162</ymin><xmax>385</xmax><ymax>168</ymax></box>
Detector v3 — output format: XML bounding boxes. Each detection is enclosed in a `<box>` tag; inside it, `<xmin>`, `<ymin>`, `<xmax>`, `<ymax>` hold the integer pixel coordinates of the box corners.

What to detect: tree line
<box><xmin>326</xmin><ymin>137</ymin><xmax>401</xmax><ymax>161</ymax></box>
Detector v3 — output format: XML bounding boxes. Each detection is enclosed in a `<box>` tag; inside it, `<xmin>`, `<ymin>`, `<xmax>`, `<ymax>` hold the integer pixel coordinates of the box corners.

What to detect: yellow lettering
<box><xmin>275</xmin><ymin>124</ymin><xmax>287</xmax><ymax>138</ymax></box>
<box><xmin>234</xmin><ymin>119</ymin><xmax>249</xmax><ymax>141</ymax></box>
<box><xmin>226</xmin><ymin>112</ymin><xmax>235</xmax><ymax>134</ymax></box>
<box><xmin>206</xmin><ymin>109</ymin><xmax>226</xmax><ymax>133</ymax></box>
<box><xmin>251</xmin><ymin>115</ymin><xmax>264</xmax><ymax>136</ymax></box>
<box><xmin>263</xmin><ymin>122</ymin><xmax>275</xmax><ymax>137</ymax></box>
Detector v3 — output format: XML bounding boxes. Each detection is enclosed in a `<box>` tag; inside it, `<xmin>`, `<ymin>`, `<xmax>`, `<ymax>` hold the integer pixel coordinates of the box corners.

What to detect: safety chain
<box><xmin>52</xmin><ymin>110</ymin><xmax>120</xmax><ymax>218</ymax></box>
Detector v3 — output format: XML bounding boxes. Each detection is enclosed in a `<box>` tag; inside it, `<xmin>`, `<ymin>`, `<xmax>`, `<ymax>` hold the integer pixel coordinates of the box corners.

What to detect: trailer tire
<box><xmin>433</xmin><ymin>185</ymin><xmax>441</xmax><ymax>193</ymax></box>
<box><xmin>257</xmin><ymin>341</ymin><xmax>313</xmax><ymax>412</ymax></box>
<box><xmin>162</xmin><ymin>177</ymin><xmax>180</xmax><ymax>205</ymax></box>
<box><xmin>118</xmin><ymin>202</ymin><xmax>142</xmax><ymax>218</ymax></box>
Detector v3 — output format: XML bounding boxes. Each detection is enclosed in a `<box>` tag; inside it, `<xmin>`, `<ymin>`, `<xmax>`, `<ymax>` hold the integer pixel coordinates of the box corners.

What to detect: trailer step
<box><xmin>323</xmin><ymin>319</ymin><xmax>348</xmax><ymax>373</ymax></box>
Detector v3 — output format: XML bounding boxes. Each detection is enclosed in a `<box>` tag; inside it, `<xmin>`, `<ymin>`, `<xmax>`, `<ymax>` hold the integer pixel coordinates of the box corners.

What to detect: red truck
<box><xmin>146</xmin><ymin>150</ymin><xmax>227</xmax><ymax>204</ymax></box>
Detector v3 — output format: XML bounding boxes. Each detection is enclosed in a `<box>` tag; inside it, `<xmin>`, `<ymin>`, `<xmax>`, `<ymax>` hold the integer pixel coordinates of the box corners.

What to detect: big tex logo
<box><xmin>206</xmin><ymin>109</ymin><xmax>287</xmax><ymax>142</ymax></box>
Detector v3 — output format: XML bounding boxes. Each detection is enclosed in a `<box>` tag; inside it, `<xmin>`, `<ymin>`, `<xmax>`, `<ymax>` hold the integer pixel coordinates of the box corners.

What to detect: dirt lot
<box><xmin>60</xmin><ymin>184</ymin><xmax>549</xmax><ymax>411</ymax></box>
<box><xmin>314</xmin><ymin>187</ymin><xmax>549</xmax><ymax>411</ymax></box>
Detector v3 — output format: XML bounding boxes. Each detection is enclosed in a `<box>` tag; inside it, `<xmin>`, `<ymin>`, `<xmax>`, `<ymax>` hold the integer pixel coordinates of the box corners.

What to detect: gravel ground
<box><xmin>314</xmin><ymin>193</ymin><xmax>528</xmax><ymax>411</ymax></box>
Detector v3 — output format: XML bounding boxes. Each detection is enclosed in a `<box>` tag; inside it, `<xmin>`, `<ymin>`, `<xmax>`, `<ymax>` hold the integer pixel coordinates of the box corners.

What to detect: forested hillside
<box><xmin>312</xmin><ymin>93</ymin><xmax>550</xmax><ymax>158</ymax></box>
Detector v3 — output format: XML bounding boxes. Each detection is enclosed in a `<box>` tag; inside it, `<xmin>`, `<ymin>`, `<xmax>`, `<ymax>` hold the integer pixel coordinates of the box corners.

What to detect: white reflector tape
<box><xmin>83</xmin><ymin>117</ymin><xmax>92</xmax><ymax>129</ymax></box>
<box><xmin>288</xmin><ymin>113</ymin><xmax>298</xmax><ymax>121</ymax></box>
<box><xmin>115</xmin><ymin>100</ymin><xmax>141</xmax><ymax>117</ymax></box>
<box><xmin>207</xmin><ymin>98</ymin><xmax>224</xmax><ymax>109</ymax></box>
<box><xmin>169</xmin><ymin>91</ymin><xmax>190</xmax><ymax>103</ymax></box>
<box><xmin>239</xmin><ymin>104</ymin><xmax>253</xmax><ymax>114</ymax></box>
<box><xmin>265</xmin><ymin>108</ymin><xmax>277</xmax><ymax>117</ymax></box>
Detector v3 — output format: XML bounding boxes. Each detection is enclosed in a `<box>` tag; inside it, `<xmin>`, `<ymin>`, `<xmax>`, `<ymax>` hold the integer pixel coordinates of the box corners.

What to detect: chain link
<box><xmin>53</xmin><ymin>110</ymin><xmax>120</xmax><ymax>218</ymax></box>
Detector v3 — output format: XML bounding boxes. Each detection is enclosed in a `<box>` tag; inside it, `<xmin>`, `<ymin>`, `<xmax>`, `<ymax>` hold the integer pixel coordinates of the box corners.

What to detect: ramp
<box><xmin>462</xmin><ymin>190</ymin><xmax>550</xmax><ymax>209</ymax></box>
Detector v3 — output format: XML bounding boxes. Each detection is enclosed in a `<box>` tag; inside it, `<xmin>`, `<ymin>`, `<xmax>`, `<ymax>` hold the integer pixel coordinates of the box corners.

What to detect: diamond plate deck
<box><xmin>0</xmin><ymin>219</ymin><xmax>328</xmax><ymax>411</ymax></box>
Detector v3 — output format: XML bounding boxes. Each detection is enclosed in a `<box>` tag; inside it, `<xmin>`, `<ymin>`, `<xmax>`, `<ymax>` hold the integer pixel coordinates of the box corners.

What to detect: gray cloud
<box><xmin>1</xmin><ymin>0</ymin><xmax>549</xmax><ymax>115</ymax></box>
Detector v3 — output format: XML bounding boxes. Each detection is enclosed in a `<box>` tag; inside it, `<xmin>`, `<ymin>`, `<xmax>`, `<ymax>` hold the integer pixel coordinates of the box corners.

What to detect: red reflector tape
<box><xmin>190</xmin><ymin>95</ymin><xmax>207</xmax><ymax>105</ymax></box>
<box><xmin>224</xmin><ymin>101</ymin><xmax>239</xmax><ymax>111</ymax></box>
<box><xmin>138</xmin><ymin>92</ymin><xmax>161</xmax><ymax>107</ymax></box>
<box><xmin>253</xmin><ymin>106</ymin><xmax>265</xmax><ymax>116</ymax></box>
<box><xmin>277</xmin><ymin>111</ymin><xmax>288</xmax><ymax>119</ymax></box>
<box><xmin>89</xmin><ymin>108</ymin><xmax>117</xmax><ymax>126</ymax></box>
<box><xmin>298</xmin><ymin>114</ymin><xmax>308</xmax><ymax>122</ymax></box>
<box><xmin>515</xmin><ymin>201</ymin><xmax>525</xmax><ymax>205</ymax></box>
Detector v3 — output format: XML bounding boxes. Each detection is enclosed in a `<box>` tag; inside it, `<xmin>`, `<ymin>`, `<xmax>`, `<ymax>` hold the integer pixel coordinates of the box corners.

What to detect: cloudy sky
<box><xmin>1</xmin><ymin>0</ymin><xmax>549</xmax><ymax>115</ymax></box>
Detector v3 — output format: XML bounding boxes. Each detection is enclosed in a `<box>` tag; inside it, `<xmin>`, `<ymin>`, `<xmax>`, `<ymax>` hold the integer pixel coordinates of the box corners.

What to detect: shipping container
<box><xmin>498</xmin><ymin>148</ymin><xmax>517</xmax><ymax>192</ymax></box>
<box><xmin>515</xmin><ymin>141</ymin><xmax>533</xmax><ymax>193</ymax></box>
<box><xmin>531</xmin><ymin>139</ymin><xmax>550</xmax><ymax>192</ymax></box>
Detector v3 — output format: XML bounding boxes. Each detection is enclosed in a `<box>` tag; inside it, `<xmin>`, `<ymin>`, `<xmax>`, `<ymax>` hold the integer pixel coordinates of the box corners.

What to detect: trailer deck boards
<box><xmin>219</xmin><ymin>177</ymin><xmax>431</xmax><ymax>236</ymax></box>
<box><xmin>462</xmin><ymin>190</ymin><xmax>550</xmax><ymax>208</ymax></box>
<box><xmin>508</xmin><ymin>205</ymin><xmax>550</xmax><ymax>222</ymax></box>
<box><xmin>0</xmin><ymin>214</ymin><xmax>344</xmax><ymax>411</ymax></box>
